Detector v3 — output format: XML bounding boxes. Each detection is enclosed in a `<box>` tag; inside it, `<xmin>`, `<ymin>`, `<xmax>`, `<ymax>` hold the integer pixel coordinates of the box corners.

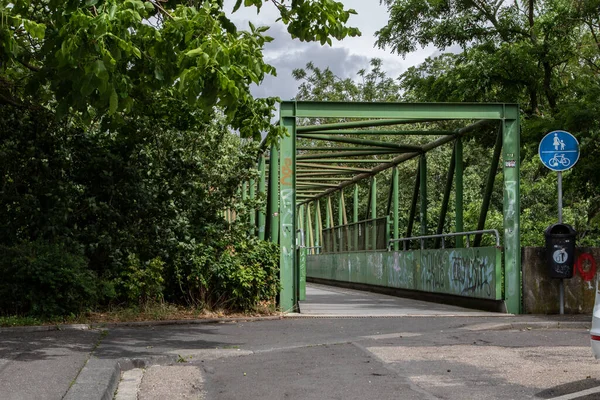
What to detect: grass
<box><xmin>0</xmin><ymin>300</ymin><xmax>281</xmax><ymax>327</ymax></box>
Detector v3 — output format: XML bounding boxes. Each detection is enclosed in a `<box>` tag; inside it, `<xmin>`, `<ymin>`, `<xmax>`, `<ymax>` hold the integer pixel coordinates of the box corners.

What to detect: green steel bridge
<box><xmin>232</xmin><ymin>102</ymin><xmax>521</xmax><ymax>314</ymax></box>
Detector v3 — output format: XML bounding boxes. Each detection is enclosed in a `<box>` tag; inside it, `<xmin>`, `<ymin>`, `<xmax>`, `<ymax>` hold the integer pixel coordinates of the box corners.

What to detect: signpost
<box><xmin>539</xmin><ymin>130</ymin><xmax>580</xmax><ymax>314</ymax></box>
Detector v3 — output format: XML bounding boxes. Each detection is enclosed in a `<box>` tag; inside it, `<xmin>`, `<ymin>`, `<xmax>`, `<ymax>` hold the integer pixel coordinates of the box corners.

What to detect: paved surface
<box><xmin>0</xmin><ymin>283</ymin><xmax>597</xmax><ymax>400</ymax></box>
<box><xmin>298</xmin><ymin>283</ymin><xmax>506</xmax><ymax>317</ymax></box>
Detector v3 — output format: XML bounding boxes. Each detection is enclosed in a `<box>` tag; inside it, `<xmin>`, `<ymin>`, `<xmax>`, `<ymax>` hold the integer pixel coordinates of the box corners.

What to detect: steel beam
<box><xmin>420</xmin><ymin>155</ymin><xmax>427</xmax><ymax>236</ymax></box>
<box><xmin>475</xmin><ymin>124</ymin><xmax>502</xmax><ymax>247</ymax></box>
<box><xmin>455</xmin><ymin>138</ymin><xmax>464</xmax><ymax>248</ymax></box>
<box><xmin>282</xmin><ymin>101</ymin><xmax>517</xmax><ymax>120</ymax></box>
<box><xmin>249</xmin><ymin>178</ymin><xmax>255</xmax><ymax>235</ymax></box>
<box><xmin>297</xmin><ymin>133</ymin><xmax>423</xmax><ymax>151</ymax></box>
<box><xmin>370</xmin><ymin>177</ymin><xmax>377</xmax><ymax>250</ymax></box>
<box><xmin>298</xmin><ymin>129</ymin><xmax>455</xmax><ymax>136</ymax></box>
<box><xmin>297</xmin><ymin>146</ymin><xmax>393</xmax><ymax>151</ymax></box>
<box><xmin>297</xmin><ymin>162</ymin><xmax>371</xmax><ymax>172</ymax></box>
<box><xmin>502</xmin><ymin>113</ymin><xmax>521</xmax><ymax>314</ymax></box>
<box><xmin>392</xmin><ymin>167</ymin><xmax>399</xmax><ymax>251</ymax></box>
<box><xmin>279</xmin><ymin>112</ymin><xmax>296</xmax><ymax>312</ymax></box>
<box><xmin>407</xmin><ymin>165</ymin><xmax>420</xmax><ymax>239</ymax></box>
<box><xmin>297</xmin><ymin>150</ymin><xmax>402</xmax><ymax>160</ymax></box>
<box><xmin>314</xmin><ymin>199</ymin><xmax>321</xmax><ymax>254</ymax></box>
<box><xmin>268</xmin><ymin>143</ymin><xmax>279</xmax><ymax>243</ymax></box>
<box><xmin>434</xmin><ymin>145</ymin><xmax>456</xmax><ymax>248</ymax></box>
<box><xmin>258</xmin><ymin>155</ymin><xmax>266</xmax><ymax>240</ymax></box>
<box><xmin>297</xmin><ymin>118</ymin><xmax>451</xmax><ymax>132</ymax></box>
<box><xmin>297</xmin><ymin>120</ymin><xmax>495</xmax><ymax>205</ymax></box>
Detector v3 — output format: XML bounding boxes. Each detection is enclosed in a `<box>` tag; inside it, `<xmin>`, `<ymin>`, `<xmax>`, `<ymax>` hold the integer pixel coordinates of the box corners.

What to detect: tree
<box><xmin>0</xmin><ymin>0</ymin><xmax>362</xmax><ymax>316</ymax></box>
<box><xmin>376</xmin><ymin>0</ymin><xmax>600</xmax><ymax>244</ymax></box>
<box><xmin>1</xmin><ymin>0</ymin><xmax>360</xmax><ymax>139</ymax></box>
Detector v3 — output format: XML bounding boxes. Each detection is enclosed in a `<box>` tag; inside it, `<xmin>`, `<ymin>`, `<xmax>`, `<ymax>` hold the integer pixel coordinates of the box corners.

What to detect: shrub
<box><xmin>0</xmin><ymin>240</ymin><xmax>98</xmax><ymax>317</ymax></box>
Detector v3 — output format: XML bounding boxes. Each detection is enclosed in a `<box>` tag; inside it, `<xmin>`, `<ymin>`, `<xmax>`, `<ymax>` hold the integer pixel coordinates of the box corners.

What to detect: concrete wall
<box><xmin>307</xmin><ymin>247</ymin><xmax>503</xmax><ymax>300</ymax></box>
<box><xmin>522</xmin><ymin>247</ymin><xmax>600</xmax><ymax>314</ymax></box>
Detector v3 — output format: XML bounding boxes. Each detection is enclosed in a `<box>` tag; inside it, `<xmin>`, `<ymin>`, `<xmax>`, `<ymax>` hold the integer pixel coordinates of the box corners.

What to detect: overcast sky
<box><xmin>224</xmin><ymin>0</ymin><xmax>439</xmax><ymax>101</ymax></box>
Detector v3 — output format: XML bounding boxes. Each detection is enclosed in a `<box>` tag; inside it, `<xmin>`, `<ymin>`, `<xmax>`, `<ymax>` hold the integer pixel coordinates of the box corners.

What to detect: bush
<box><xmin>174</xmin><ymin>230</ymin><xmax>280</xmax><ymax>312</ymax></box>
<box><xmin>0</xmin><ymin>240</ymin><xmax>99</xmax><ymax>317</ymax></box>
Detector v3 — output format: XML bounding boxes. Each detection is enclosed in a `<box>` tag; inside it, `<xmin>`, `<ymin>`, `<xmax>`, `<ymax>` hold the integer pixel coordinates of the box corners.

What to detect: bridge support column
<box><xmin>503</xmin><ymin>110</ymin><xmax>521</xmax><ymax>314</ymax></box>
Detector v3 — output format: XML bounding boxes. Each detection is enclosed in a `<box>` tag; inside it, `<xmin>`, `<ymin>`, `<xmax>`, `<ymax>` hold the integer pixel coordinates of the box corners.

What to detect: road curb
<box><xmin>463</xmin><ymin>321</ymin><xmax>591</xmax><ymax>331</ymax></box>
<box><xmin>0</xmin><ymin>316</ymin><xmax>284</xmax><ymax>334</ymax></box>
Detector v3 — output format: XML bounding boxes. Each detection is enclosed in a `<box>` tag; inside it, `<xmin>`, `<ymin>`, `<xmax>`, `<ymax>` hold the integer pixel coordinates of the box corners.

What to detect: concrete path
<box><xmin>298</xmin><ymin>283</ymin><xmax>505</xmax><ymax>317</ymax></box>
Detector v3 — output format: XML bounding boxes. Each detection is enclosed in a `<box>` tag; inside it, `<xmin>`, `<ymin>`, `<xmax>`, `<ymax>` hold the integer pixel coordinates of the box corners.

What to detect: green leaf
<box><xmin>23</xmin><ymin>19</ymin><xmax>45</xmax><ymax>40</ymax></box>
<box><xmin>109</xmin><ymin>87</ymin><xmax>118</xmax><ymax>115</ymax></box>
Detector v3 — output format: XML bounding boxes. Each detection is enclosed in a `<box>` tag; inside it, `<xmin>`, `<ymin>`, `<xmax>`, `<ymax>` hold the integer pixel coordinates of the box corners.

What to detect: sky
<box><xmin>223</xmin><ymin>0</ymin><xmax>439</xmax><ymax>101</ymax></box>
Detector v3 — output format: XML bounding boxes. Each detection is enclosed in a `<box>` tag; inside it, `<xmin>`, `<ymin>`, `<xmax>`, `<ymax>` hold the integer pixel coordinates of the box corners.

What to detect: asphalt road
<box><xmin>0</xmin><ymin>284</ymin><xmax>597</xmax><ymax>400</ymax></box>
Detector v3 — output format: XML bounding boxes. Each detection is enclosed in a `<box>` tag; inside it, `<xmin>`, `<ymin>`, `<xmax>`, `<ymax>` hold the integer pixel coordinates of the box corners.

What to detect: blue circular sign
<box><xmin>538</xmin><ymin>130</ymin><xmax>579</xmax><ymax>171</ymax></box>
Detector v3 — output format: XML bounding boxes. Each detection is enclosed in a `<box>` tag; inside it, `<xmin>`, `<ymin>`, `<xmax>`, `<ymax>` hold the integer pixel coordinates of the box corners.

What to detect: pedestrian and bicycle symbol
<box><xmin>538</xmin><ymin>130</ymin><xmax>579</xmax><ymax>171</ymax></box>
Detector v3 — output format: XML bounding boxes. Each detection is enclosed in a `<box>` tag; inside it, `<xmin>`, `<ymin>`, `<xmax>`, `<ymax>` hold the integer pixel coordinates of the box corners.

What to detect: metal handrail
<box><xmin>387</xmin><ymin>229</ymin><xmax>500</xmax><ymax>251</ymax></box>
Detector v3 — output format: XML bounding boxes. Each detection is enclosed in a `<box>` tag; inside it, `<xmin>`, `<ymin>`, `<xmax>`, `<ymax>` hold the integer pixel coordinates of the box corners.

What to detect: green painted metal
<box><xmin>434</xmin><ymin>146</ymin><xmax>456</xmax><ymax>248</ymax></box>
<box><xmin>315</xmin><ymin>199</ymin><xmax>322</xmax><ymax>254</ymax></box>
<box><xmin>297</xmin><ymin>150</ymin><xmax>401</xmax><ymax>160</ymax></box>
<box><xmin>279</xmin><ymin>112</ymin><xmax>296</xmax><ymax>312</ymax></box>
<box><xmin>370</xmin><ymin>177</ymin><xmax>377</xmax><ymax>250</ymax></box>
<box><xmin>297</xmin><ymin>133</ymin><xmax>422</xmax><ymax>151</ymax></box>
<box><xmin>242</xmin><ymin>181</ymin><xmax>247</xmax><ymax>201</ymax></box>
<box><xmin>407</xmin><ymin>165</ymin><xmax>420</xmax><ymax>239</ymax></box>
<box><xmin>295</xmin><ymin>159</ymin><xmax>395</xmax><ymax>164</ymax></box>
<box><xmin>474</xmin><ymin>125</ymin><xmax>503</xmax><ymax>247</ymax></box>
<box><xmin>392</xmin><ymin>167</ymin><xmax>399</xmax><ymax>251</ymax></box>
<box><xmin>353</xmin><ymin>185</ymin><xmax>359</xmax><ymax>250</ymax></box>
<box><xmin>276</xmin><ymin>101</ymin><xmax>521</xmax><ymax>314</ymax></box>
<box><xmin>298</xmin><ymin>204</ymin><xmax>307</xmax><ymax>301</ymax></box>
<box><xmin>297</xmin><ymin>183</ymin><xmax>340</xmax><ymax>189</ymax></box>
<box><xmin>297</xmin><ymin>118</ymin><xmax>440</xmax><ymax>132</ymax></box>
<box><xmin>297</xmin><ymin>162</ymin><xmax>370</xmax><ymax>172</ymax></box>
<box><xmin>306</xmin><ymin>247</ymin><xmax>502</xmax><ymax>300</ymax></box>
<box><xmin>419</xmin><ymin>155</ymin><xmax>427</xmax><ymax>237</ymax></box>
<box><xmin>258</xmin><ymin>155</ymin><xmax>266</xmax><ymax>240</ymax></box>
<box><xmin>295</xmin><ymin>120</ymin><xmax>494</xmax><ymax>206</ymax></box>
<box><xmin>249</xmin><ymin>178</ymin><xmax>256</xmax><ymax>235</ymax></box>
<box><xmin>281</xmin><ymin>101</ymin><xmax>513</xmax><ymax>120</ymax></box>
<box><xmin>297</xmin><ymin>172</ymin><xmax>356</xmax><ymax>177</ymax></box>
<box><xmin>502</xmin><ymin>111</ymin><xmax>521</xmax><ymax>314</ymax></box>
<box><xmin>298</xmin><ymin>129</ymin><xmax>455</xmax><ymax>136</ymax></box>
<box><xmin>297</xmin><ymin>147</ymin><xmax>391</xmax><ymax>151</ymax></box>
<box><xmin>338</xmin><ymin>190</ymin><xmax>344</xmax><ymax>226</ymax></box>
<box><xmin>455</xmin><ymin>139</ymin><xmax>464</xmax><ymax>248</ymax></box>
<box><xmin>268</xmin><ymin>143</ymin><xmax>279</xmax><ymax>243</ymax></box>
<box><xmin>297</xmin><ymin>177</ymin><xmax>346</xmax><ymax>181</ymax></box>
<box><xmin>325</xmin><ymin>197</ymin><xmax>332</xmax><ymax>229</ymax></box>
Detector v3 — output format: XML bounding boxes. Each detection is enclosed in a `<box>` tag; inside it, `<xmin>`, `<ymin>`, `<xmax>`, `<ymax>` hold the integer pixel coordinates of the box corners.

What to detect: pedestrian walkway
<box><xmin>298</xmin><ymin>283</ymin><xmax>508</xmax><ymax>317</ymax></box>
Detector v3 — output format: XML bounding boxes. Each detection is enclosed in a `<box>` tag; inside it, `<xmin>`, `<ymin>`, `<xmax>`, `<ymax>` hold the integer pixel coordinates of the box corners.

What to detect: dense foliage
<box><xmin>376</xmin><ymin>0</ymin><xmax>600</xmax><ymax>244</ymax></box>
<box><xmin>0</xmin><ymin>0</ymin><xmax>359</xmax><ymax>317</ymax></box>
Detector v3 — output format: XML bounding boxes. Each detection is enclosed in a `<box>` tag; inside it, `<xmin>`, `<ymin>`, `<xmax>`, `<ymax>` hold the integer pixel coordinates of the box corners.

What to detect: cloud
<box><xmin>249</xmin><ymin>23</ymin><xmax>372</xmax><ymax>100</ymax></box>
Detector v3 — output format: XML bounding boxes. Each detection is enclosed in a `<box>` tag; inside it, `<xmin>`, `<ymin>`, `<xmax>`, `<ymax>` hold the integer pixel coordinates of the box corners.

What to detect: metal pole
<box><xmin>558</xmin><ymin>172</ymin><xmax>563</xmax><ymax>223</ymax></box>
<box><xmin>258</xmin><ymin>155</ymin><xmax>266</xmax><ymax>240</ymax></box>
<box><xmin>558</xmin><ymin>171</ymin><xmax>564</xmax><ymax>314</ymax></box>
<box><xmin>455</xmin><ymin>138</ymin><xmax>464</xmax><ymax>248</ymax></box>
<box><xmin>393</xmin><ymin>167</ymin><xmax>399</xmax><ymax>251</ymax></box>
<box><xmin>268</xmin><ymin>143</ymin><xmax>279</xmax><ymax>243</ymax></box>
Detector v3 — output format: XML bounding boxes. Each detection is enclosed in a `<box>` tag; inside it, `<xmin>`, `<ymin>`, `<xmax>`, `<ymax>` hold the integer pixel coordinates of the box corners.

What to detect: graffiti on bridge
<box><xmin>450</xmin><ymin>251</ymin><xmax>492</xmax><ymax>297</ymax></box>
<box><xmin>419</xmin><ymin>248</ymin><xmax>498</xmax><ymax>299</ymax></box>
